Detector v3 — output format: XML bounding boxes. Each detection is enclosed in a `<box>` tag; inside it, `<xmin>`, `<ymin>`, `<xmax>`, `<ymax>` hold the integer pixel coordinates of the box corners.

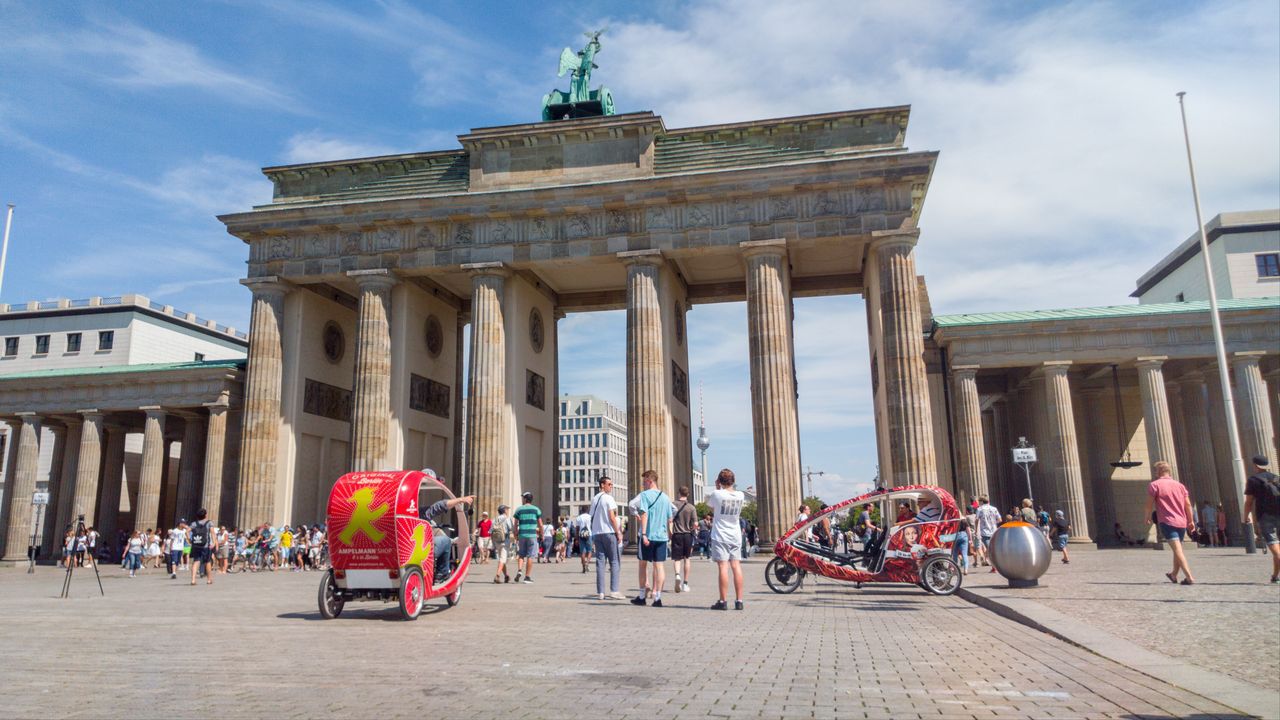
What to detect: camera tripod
<box><xmin>60</xmin><ymin>515</ymin><xmax>104</xmax><ymax>599</ymax></box>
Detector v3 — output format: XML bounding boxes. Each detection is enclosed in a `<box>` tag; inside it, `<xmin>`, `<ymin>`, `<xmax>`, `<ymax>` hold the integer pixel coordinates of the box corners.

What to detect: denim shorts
<box><xmin>1257</xmin><ymin>514</ymin><xmax>1280</xmax><ymax>546</ymax></box>
<box><xmin>1158</xmin><ymin>523</ymin><xmax>1186</xmax><ymax>541</ymax></box>
<box><xmin>1052</xmin><ymin>534</ymin><xmax>1069</xmax><ymax>550</ymax></box>
<box><xmin>517</xmin><ymin>537</ymin><xmax>539</xmax><ymax>559</ymax></box>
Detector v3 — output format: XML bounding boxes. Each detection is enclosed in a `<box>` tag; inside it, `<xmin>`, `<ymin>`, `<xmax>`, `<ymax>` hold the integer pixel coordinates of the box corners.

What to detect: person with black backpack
<box><xmin>189</xmin><ymin>509</ymin><xmax>215</xmax><ymax>586</ymax></box>
<box><xmin>1243</xmin><ymin>455</ymin><xmax>1280</xmax><ymax>583</ymax></box>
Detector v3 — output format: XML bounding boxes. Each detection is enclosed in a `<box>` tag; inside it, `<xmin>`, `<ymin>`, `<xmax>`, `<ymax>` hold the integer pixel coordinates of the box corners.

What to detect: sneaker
<box><xmin>675</xmin><ymin>571</ymin><xmax>682</xmax><ymax>586</ymax></box>
<box><xmin>597</xmin><ymin>593</ymin><xmax>606</xmax><ymax>600</ymax></box>
<box><xmin>522</xmin><ymin>577</ymin><xmax>532</xmax><ymax>584</ymax></box>
<box><xmin>682</xmin><ymin>582</ymin><xmax>690</xmax><ymax>593</ymax></box>
<box><xmin>608</xmin><ymin>592</ymin><xmax>626</xmax><ymax>600</ymax></box>
<box><xmin>652</xmin><ymin>599</ymin><xmax>663</xmax><ymax>608</ymax></box>
<box><xmin>514</xmin><ymin>572</ymin><xmax>523</xmax><ymax>583</ymax></box>
<box><xmin>494</xmin><ymin>577</ymin><xmax>501</xmax><ymax>584</ymax></box>
<box><xmin>170</xmin><ymin>573</ymin><xmax>176</xmax><ymax>579</ymax></box>
<box><xmin>734</xmin><ymin>601</ymin><xmax>744</xmax><ymax>611</ymax></box>
<box><xmin>504</xmin><ymin>573</ymin><xmax>510</xmax><ymax>583</ymax></box>
<box><xmin>711</xmin><ymin>600</ymin><xmax>728</xmax><ymax>611</ymax></box>
<box><xmin>631</xmin><ymin>596</ymin><xmax>646</xmax><ymax>606</ymax></box>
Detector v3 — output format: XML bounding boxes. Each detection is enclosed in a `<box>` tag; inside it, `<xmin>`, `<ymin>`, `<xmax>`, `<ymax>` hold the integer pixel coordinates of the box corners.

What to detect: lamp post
<box><xmin>1175</xmin><ymin>91</ymin><xmax>1254</xmax><ymax>554</ymax></box>
<box><xmin>0</xmin><ymin>204</ymin><xmax>14</xmax><ymax>301</ymax></box>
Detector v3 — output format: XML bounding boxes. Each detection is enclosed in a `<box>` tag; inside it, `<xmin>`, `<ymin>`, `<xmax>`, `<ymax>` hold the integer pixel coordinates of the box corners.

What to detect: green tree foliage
<box><xmin>695</xmin><ymin>501</ymin><xmax>711</xmax><ymax>519</ymax></box>
<box><xmin>741</xmin><ymin>501</ymin><xmax>757</xmax><ymax>524</ymax></box>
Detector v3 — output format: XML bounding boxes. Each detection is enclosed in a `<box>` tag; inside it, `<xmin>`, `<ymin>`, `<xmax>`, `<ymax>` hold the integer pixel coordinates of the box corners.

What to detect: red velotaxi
<box><xmin>768</xmin><ymin>485</ymin><xmax>964</xmax><ymax>596</ymax></box>
<box><xmin>318</xmin><ymin>468</ymin><xmax>471</xmax><ymax>621</ymax></box>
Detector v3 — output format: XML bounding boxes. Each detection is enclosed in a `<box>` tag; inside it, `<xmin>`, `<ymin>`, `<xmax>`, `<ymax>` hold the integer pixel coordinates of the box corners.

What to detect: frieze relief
<box><xmin>409</xmin><ymin>374</ymin><xmax>450</xmax><ymax>419</ymax></box>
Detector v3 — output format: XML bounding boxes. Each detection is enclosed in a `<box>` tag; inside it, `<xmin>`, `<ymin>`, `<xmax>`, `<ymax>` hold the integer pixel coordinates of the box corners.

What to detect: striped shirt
<box><xmin>513</xmin><ymin>504</ymin><xmax>542</xmax><ymax>539</ymax></box>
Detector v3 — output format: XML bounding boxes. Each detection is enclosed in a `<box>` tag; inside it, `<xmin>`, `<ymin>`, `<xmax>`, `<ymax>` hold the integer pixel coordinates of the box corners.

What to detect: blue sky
<box><xmin>2</xmin><ymin>1</ymin><xmax>1277</xmax><ymax>501</ymax></box>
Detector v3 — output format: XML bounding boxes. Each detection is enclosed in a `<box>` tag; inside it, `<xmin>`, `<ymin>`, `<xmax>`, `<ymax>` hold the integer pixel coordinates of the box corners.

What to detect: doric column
<box><xmin>1267</xmin><ymin>368</ymin><xmax>1280</xmax><ymax>463</ymax></box>
<box><xmin>200</xmin><ymin>404</ymin><xmax>229</xmax><ymax>521</ymax></box>
<box><xmin>1232</xmin><ymin>352</ymin><xmax>1277</xmax><ymax>464</ymax></box>
<box><xmin>97</xmin><ymin>424</ymin><xmax>126</xmax><ymax>543</ymax></box>
<box><xmin>951</xmin><ymin>365</ymin><xmax>989</xmax><ymax>506</ymax></box>
<box><xmin>134</xmin><ymin>407</ymin><xmax>167</xmax><ymax>533</ymax></box>
<box><xmin>1136</xmin><ymin>357</ymin><xmax>1180</xmax><ymax>475</ymax></box>
<box><xmin>1042</xmin><ymin>363</ymin><xmax>1089</xmax><ymax>541</ymax></box>
<box><xmin>0</xmin><ymin>420</ymin><xmax>21</xmax><ymax>546</ymax></box>
<box><xmin>465</xmin><ymin>264</ymin><xmax>509</xmax><ymax>520</ymax></box>
<box><xmin>872</xmin><ymin>231</ymin><xmax>937</xmax><ymax>485</ymax></box>
<box><xmin>236</xmin><ymin>277</ymin><xmax>288</xmax><ymax>529</ymax></box>
<box><xmin>1177</xmin><ymin>372</ymin><xmax>1221</xmax><ymax>506</ymax></box>
<box><xmin>624</xmin><ymin>252</ymin><xmax>669</xmax><ymax>505</ymax></box>
<box><xmin>1165</xmin><ymin>381</ymin><xmax>1191</xmax><ymax>479</ymax></box>
<box><xmin>348</xmin><ymin>269</ymin><xmax>397</xmax><ymax>471</ymax></box>
<box><xmin>1</xmin><ymin>414</ymin><xmax>43</xmax><ymax>562</ymax></box>
<box><xmin>1204</xmin><ymin>368</ymin><xmax>1243</xmax><ymax>533</ymax></box>
<box><xmin>175</xmin><ymin>414</ymin><xmax>206</xmax><ymax>521</ymax></box>
<box><xmin>70</xmin><ymin>411</ymin><xmax>105</xmax><ymax>525</ymax></box>
<box><xmin>742</xmin><ymin>241</ymin><xmax>802</xmax><ymax>544</ymax></box>
<box><xmin>40</xmin><ymin>422</ymin><xmax>72</xmax><ymax>557</ymax></box>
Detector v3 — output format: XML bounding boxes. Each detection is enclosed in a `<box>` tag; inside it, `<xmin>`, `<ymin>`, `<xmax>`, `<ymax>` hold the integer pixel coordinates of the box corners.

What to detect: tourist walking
<box><xmin>125</xmin><ymin>531</ymin><xmax>143</xmax><ymax>577</ymax></box>
<box><xmin>539</xmin><ymin>518</ymin><xmax>554</xmax><ymax>563</ymax></box>
<box><xmin>167</xmin><ymin>522</ymin><xmax>186</xmax><ymax>579</ymax></box>
<box><xmin>1215</xmin><ymin>503</ymin><xmax>1229</xmax><ymax>546</ymax></box>
<box><xmin>491</xmin><ymin>505</ymin><xmax>514</xmax><ymax>583</ymax></box>
<box><xmin>1019</xmin><ymin>499</ymin><xmax>1036</xmax><ymax>524</ymax></box>
<box><xmin>1199</xmin><ymin>501</ymin><xmax>1218</xmax><ymax>547</ymax></box>
<box><xmin>629</xmin><ymin>470</ymin><xmax>673</xmax><ymax>607</ymax></box>
<box><xmin>588</xmin><ymin>476</ymin><xmax>624</xmax><ymax>600</ymax></box>
<box><xmin>951</xmin><ymin>513</ymin><xmax>971</xmax><ymax>574</ymax></box>
<box><xmin>513</xmin><ymin>492</ymin><xmax>542</xmax><ymax>584</ymax></box>
<box><xmin>1049</xmin><ymin>510</ymin><xmax>1071</xmax><ymax>564</ymax></box>
<box><xmin>475</xmin><ymin>511</ymin><xmax>492</xmax><ymax>564</ymax></box>
<box><xmin>1242</xmin><ymin>455</ymin><xmax>1280</xmax><ymax>583</ymax></box>
<box><xmin>574</xmin><ymin>507</ymin><xmax>593</xmax><ymax>573</ymax></box>
<box><xmin>696</xmin><ymin>515</ymin><xmax>712</xmax><ymax>560</ymax></box>
<box><xmin>1036</xmin><ymin>506</ymin><xmax>1051</xmax><ymax>537</ymax></box>
<box><xmin>189</xmin><ymin>509</ymin><xmax>215</xmax><ymax>586</ymax></box>
<box><xmin>708</xmin><ymin>468</ymin><xmax>746</xmax><ymax>611</ymax></box>
<box><xmin>975</xmin><ymin>496</ymin><xmax>1000</xmax><ymax>572</ymax></box>
<box><xmin>1145</xmin><ymin>461</ymin><xmax>1196</xmax><ymax>585</ymax></box>
<box><xmin>670</xmin><ymin>486</ymin><xmax>697</xmax><ymax>593</ymax></box>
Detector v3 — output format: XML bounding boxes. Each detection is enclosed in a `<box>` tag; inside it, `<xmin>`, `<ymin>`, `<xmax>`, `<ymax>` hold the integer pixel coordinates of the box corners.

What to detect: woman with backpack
<box><xmin>491</xmin><ymin>505</ymin><xmax>514</xmax><ymax>584</ymax></box>
<box><xmin>1049</xmin><ymin>510</ymin><xmax>1071</xmax><ymax>564</ymax></box>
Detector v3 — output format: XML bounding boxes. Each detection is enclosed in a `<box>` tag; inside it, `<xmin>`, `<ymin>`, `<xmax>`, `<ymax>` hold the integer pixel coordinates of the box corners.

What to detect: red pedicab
<box><xmin>317</xmin><ymin>468</ymin><xmax>471</xmax><ymax>620</ymax></box>
<box><xmin>767</xmin><ymin>485</ymin><xmax>963</xmax><ymax>596</ymax></box>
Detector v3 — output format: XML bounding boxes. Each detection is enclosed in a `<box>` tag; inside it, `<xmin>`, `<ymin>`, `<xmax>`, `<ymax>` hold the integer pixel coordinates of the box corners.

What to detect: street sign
<box><xmin>1012</xmin><ymin>447</ymin><xmax>1037</xmax><ymax>464</ymax></box>
<box><xmin>32</xmin><ymin>492</ymin><xmax>49</xmax><ymax>506</ymax></box>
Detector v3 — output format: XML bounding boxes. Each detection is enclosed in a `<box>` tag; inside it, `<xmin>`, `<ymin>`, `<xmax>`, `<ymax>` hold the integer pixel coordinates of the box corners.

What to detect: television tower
<box><xmin>696</xmin><ymin>382</ymin><xmax>711</xmax><ymax>492</ymax></box>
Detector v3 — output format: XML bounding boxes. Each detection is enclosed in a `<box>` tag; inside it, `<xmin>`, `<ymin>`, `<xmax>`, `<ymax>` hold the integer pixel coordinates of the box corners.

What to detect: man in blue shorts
<box><xmin>629</xmin><ymin>470</ymin><xmax>673</xmax><ymax>607</ymax></box>
<box><xmin>513</xmin><ymin>492</ymin><xmax>542</xmax><ymax>584</ymax></box>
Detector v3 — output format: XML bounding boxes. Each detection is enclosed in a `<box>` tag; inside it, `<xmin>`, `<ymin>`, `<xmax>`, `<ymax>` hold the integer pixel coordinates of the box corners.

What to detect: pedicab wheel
<box><xmin>920</xmin><ymin>556</ymin><xmax>962</xmax><ymax>596</ymax></box>
<box><xmin>317</xmin><ymin>569</ymin><xmax>344</xmax><ymax>619</ymax></box>
<box><xmin>445</xmin><ymin>583</ymin><xmax>462</xmax><ymax>607</ymax></box>
<box><xmin>399</xmin><ymin>566</ymin><xmax>426</xmax><ymax>620</ymax></box>
<box><xmin>765</xmin><ymin>557</ymin><xmax>804</xmax><ymax>594</ymax></box>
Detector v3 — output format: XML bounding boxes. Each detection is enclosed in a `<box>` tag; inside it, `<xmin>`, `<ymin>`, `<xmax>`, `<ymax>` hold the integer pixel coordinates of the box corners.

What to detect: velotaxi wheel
<box><xmin>765</xmin><ymin>557</ymin><xmax>804</xmax><ymax>594</ymax></box>
<box><xmin>445</xmin><ymin>583</ymin><xmax>462</xmax><ymax>607</ymax></box>
<box><xmin>921</xmin><ymin>556</ymin><xmax>962</xmax><ymax>596</ymax></box>
<box><xmin>317</xmin><ymin>569</ymin><xmax>343</xmax><ymax>619</ymax></box>
<box><xmin>399</xmin><ymin>566</ymin><xmax>425</xmax><ymax>620</ymax></box>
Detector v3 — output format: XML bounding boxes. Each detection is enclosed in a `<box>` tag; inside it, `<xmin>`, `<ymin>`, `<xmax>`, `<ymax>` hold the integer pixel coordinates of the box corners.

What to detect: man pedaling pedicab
<box><xmin>419</xmin><ymin>494</ymin><xmax>474</xmax><ymax>584</ymax></box>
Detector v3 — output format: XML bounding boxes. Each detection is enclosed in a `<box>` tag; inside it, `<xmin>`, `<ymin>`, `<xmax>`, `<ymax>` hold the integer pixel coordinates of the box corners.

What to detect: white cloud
<box><xmin>282</xmin><ymin>132</ymin><xmax>401</xmax><ymax>165</ymax></box>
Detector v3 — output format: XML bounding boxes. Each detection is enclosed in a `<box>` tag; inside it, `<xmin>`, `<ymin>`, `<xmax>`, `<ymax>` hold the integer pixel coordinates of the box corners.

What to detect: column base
<box><xmin>1007</xmin><ymin>578</ymin><xmax>1042</xmax><ymax>589</ymax></box>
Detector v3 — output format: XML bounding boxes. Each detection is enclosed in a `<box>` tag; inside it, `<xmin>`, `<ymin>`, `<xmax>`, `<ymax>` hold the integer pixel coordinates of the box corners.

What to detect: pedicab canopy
<box><xmin>327</xmin><ymin>469</ymin><xmax>444</xmax><ymax>572</ymax></box>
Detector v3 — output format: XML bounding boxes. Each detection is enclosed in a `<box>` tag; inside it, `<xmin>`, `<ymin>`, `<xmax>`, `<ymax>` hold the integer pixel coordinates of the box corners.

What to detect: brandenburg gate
<box><xmin>218</xmin><ymin>105</ymin><xmax>939</xmax><ymax>542</ymax></box>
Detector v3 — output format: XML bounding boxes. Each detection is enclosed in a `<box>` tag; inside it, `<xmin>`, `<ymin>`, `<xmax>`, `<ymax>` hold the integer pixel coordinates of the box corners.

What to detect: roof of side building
<box><xmin>931</xmin><ymin>296</ymin><xmax>1280</xmax><ymax>329</ymax></box>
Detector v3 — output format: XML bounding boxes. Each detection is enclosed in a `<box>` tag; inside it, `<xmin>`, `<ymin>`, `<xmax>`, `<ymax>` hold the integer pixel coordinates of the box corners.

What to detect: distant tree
<box><xmin>801</xmin><ymin>496</ymin><xmax>826</xmax><ymax>515</ymax></box>
<box><xmin>741</xmin><ymin>501</ymin><xmax>757</xmax><ymax>524</ymax></box>
<box><xmin>695</xmin><ymin>501</ymin><xmax>711</xmax><ymax>519</ymax></box>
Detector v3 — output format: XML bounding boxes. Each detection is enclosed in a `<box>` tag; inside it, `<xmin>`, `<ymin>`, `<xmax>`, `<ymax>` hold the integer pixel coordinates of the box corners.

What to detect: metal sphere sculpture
<box><xmin>988</xmin><ymin>521</ymin><xmax>1051</xmax><ymax>587</ymax></box>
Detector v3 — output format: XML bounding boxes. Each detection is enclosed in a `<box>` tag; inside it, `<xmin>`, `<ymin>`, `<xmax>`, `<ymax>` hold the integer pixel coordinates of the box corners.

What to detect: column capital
<box><xmin>140</xmin><ymin>406</ymin><xmax>166</xmax><ymax>419</ymax></box>
<box><xmin>870</xmin><ymin>227</ymin><xmax>920</xmax><ymax>252</ymax></box>
<box><xmin>739</xmin><ymin>239</ymin><xmax>788</xmax><ymax>259</ymax></box>
<box><xmin>617</xmin><ymin>248</ymin><xmax>665</xmax><ymax>268</ymax></box>
<box><xmin>1135</xmin><ymin>356</ymin><xmax>1168</xmax><ymax>370</ymax></box>
<box><xmin>952</xmin><ymin>364</ymin><xmax>980</xmax><ymax>380</ymax></box>
<box><xmin>14</xmin><ymin>412</ymin><xmax>43</xmax><ymax>423</ymax></box>
<box><xmin>240</xmin><ymin>275</ymin><xmax>291</xmax><ymax>298</ymax></box>
<box><xmin>202</xmin><ymin>402</ymin><xmax>230</xmax><ymax>415</ymax></box>
<box><xmin>1231</xmin><ymin>350</ymin><xmax>1266</xmax><ymax>367</ymax></box>
<box><xmin>346</xmin><ymin>268</ymin><xmax>399</xmax><ymax>291</ymax></box>
<box><xmin>461</xmin><ymin>261</ymin><xmax>510</xmax><ymax>278</ymax></box>
<box><xmin>1041</xmin><ymin>361</ymin><xmax>1072</xmax><ymax>376</ymax></box>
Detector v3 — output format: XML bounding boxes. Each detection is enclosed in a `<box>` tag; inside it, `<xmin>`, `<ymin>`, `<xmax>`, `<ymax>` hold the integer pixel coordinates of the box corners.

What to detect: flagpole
<box><xmin>0</xmin><ymin>204</ymin><xmax>13</xmax><ymax>301</ymax></box>
<box><xmin>1175</xmin><ymin>91</ymin><xmax>1254</xmax><ymax>554</ymax></box>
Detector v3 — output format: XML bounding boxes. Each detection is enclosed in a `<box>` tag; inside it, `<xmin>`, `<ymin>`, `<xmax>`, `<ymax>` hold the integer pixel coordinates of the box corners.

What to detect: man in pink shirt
<box><xmin>1145</xmin><ymin>461</ymin><xmax>1197</xmax><ymax>585</ymax></box>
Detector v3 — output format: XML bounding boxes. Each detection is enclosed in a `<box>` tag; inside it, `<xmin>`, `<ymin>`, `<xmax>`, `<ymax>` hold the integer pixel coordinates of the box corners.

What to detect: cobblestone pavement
<box><xmin>964</xmin><ymin>543</ymin><xmax>1280</xmax><ymax>693</ymax></box>
<box><xmin>0</xmin><ymin>554</ymin><xmax>1255</xmax><ymax>719</ymax></box>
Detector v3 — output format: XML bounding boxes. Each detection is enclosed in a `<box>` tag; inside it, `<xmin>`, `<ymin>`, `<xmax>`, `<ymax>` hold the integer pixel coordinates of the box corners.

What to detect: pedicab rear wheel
<box><xmin>399</xmin><ymin>566</ymin><xmax>426</xmax><ymax>620</ymax></box>
<box><xmin>920</xmin><ymin>556</ymin><xmax>962</xmax><ymax>596</ymax></box>
<box><xmin>317</xmin><ymin>569</ymin><xmax>344</xmax><ymax>619</ymax></box>
<box><xmin>445</xmin><ymin>583</ymin><xmax>462</xmax><ymax>607</ymax></box>
<box><xmin>765</xmin><ymin>557</ymin><xmax>804</xmax><ymax>594</ymax></box>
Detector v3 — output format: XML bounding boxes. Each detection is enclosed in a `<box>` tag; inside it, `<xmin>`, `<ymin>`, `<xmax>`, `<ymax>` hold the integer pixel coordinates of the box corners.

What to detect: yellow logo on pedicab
<box><xmin>405</xmin><ymin>524</ymin><xmax>433</xmax><ymax>568</ymax></box>
<box><xmin>339</xmin><ymin>488</ymin><xmax>388</xmax><ymax>544</ymax></box>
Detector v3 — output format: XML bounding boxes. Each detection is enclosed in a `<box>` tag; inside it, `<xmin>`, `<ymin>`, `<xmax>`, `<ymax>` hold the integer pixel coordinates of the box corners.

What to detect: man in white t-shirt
<box><xmin>588</xmin><ymin>475</ymin><xmax>624</xmax><ymax>600</ymax></box>
<box><xmin>974</xmin><ymin>496</ymin><xmax>1002</xmax><ymax>572</ymax></box>
<box><xmin>707</xmin><ymin>468</ymin><xmax>746</xmax><ymax>611</ymax></box>
<box><xmin>167</xmin><ymin>523</ymin><xmax>187</xmax><ymax>579</ymax></box>
<box><xmin>574</xmin><ymin>510</ymin><xmax>593</xmax><ymax>572</ymax></box>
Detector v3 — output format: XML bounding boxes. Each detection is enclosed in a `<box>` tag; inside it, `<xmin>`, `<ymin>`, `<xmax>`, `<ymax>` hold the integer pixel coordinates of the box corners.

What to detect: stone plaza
<box><xmin>0</xmin><ymin>552</ymin><xmax>1270</xmax><ymax>719</ymax></box>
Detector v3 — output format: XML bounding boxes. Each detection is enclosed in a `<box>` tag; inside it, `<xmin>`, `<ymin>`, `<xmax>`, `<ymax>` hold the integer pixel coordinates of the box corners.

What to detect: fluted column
<box><xmin>743</xmin><ymin>241</ymin><xmax>802</xmax><ymax>544</ymax></box>
<box><xmin>40</xmin><ymin>423</ymin><xmax>72</xmax><ymax>557</ymax></box>
<box><xmin>98</xmin><ymin>424</ymin><xmax>126</xmax><ymax>544</ymax></box>
<box><xmin>1136</xmin><ymin>357</ymin><xmax>1179</xmax><ymax>476</ymax></box>
<box><xmin>951</xmin><ymin>365</ymin><xmax>989</xmax><ymax>506</ymax></box>
<box><xmin>0</xmin><ymin>421</ymin><xmax>21</xmax><ymax>546</ymax></box>
<box><xmin>1177</xmin><ymin>372</ymin><xmax>1221</xmax><ymax>506</ymax></box>
<box><xmin>70</xmin><ymin>411</ymin><xmax>105</xmax><ymax>527</ymax></box>
<box><xmin>236</xmin><ymin>277</ymin><xmax>288</xmax><ymax>529</ymax></box>
<box><xmin>624</xmin><ymin>252</ymin><xmax>669</xmax><ymax>506</ymax></box>
<box><xmin>175</xmin><ymin>415</ymin><xmax>206</xmax><ymax>521</ymax></box>
<box><xmin>348</xmin><ymin>269</ymin><xmax>397</xmax><ymax>471</ymax></box>
<box><xmin>1042</xmin><ymin>363</ymin><xmax>1089</xmax><ymax>541</ymax></box>
<box><xmin>1267</xmin><ymin>368</ymin><xmax>1280</xmax><ymax>463</ymax></box>
<box><xmin>1232</xmin><ymin>352</ymin><xmax>1276</xmax><ymax>464</ymax></box>
<box><xmin>1</xmin><ymin>414</ymin><xmax>43</xmax><ymax>562</ymax></box>
<box><xmin>1204</xmin><ymin>368</ymin><xmax>1242</xmax><ymax>533</ymax></box>
<box><xmin>200</xmin><ymin>404</ymin><xmax>229</xmax><ymax>521</ymax></box>
<box><xmin>873</xmin><ymin>231</ymin><xmax>937</xmax><ymax>485</ymax></box>
<box><xmin>465</xmin><ymin>265</ymin><xmax>508</xmax><ymax>520</ymax></box>
<box><xmin>134</xmin><ymin>407</ymin><xmax>167</xmax><ymax>533</ymax></box>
